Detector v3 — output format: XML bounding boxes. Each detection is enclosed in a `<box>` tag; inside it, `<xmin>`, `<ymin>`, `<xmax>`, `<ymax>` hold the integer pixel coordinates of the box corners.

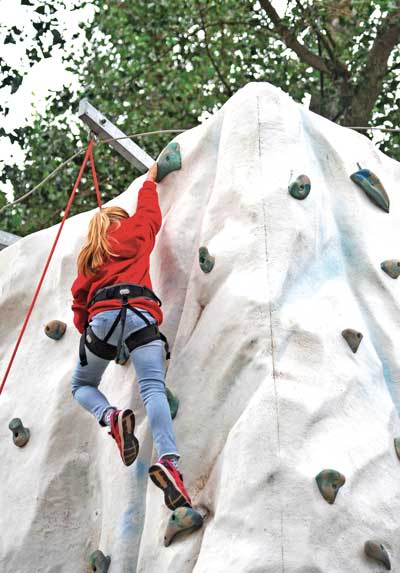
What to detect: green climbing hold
<box><xmin>315</xmin><ymin>469</ymin><xmax>346</xmax><ymax>504</ymax></box>
<box><xmin>394</xmin><ymin>437</ymin><xmax>400</xmax><ymax>461</ymax></box>
<box><xmin>9</xmin><ymin>418</ymin><xmax>30</xmax><ymax>447</ymax></box>
<box><xmin>166</xmin><ymin>387</ymin><xmax>179</xmax><ymax>420</ymax></box>
<box><xmin>364</xmin><ymin>540</ymin><xmax>391</xmax><ymax>570</ymax></box>
<box><xmin>342</xmin><ymin>328</ymin><xmax>363</xmax><ymax>353</ymax></box>
<box><xmin>381</xmin><ymin>260</ymin><xmax>400</xmax><ymax>279</ymax></box>
<box><xmin>44</xmin><ymin>320</ymin><xmax>67</xmax><ymax>340</ymax></box>
<box><xmin>199</xmin><ymin>247</ymin><xmax>215</xmax><ymax>273</ymax></box>
<box><xmin>156</xmin><ymin>142</ymin><xmax>181</xmax><ymax>183</ymax></box>
<box><xmin>88</xmin><ymin>550</ymin><xmax>111</xmax><ymax>573</ymax></box>
<box><xmin>350</xmin><ymin>168</ymin><xmax>390</xmax><ymax>213</ymax></box>
<box><xmin>288</xmin><ymin>174</ymin><xmax>311</xmax><ymax>200</ymax></box>
<box><xmin>164</xmin><ymin>506</ymin><xmax>204</xmax><ymax>547</ymax></box>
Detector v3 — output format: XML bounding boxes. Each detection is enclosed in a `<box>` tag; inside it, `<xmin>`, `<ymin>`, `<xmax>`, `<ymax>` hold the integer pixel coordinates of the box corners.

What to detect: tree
<box><xmin>1</xmin><ymin>0</ymin><xmax>399</xmax><ymax>236</ymax></box>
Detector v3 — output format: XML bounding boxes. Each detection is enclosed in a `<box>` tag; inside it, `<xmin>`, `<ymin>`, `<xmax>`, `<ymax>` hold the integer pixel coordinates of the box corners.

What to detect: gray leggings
<box><xmin>71</xmin><ymin>308</ymin><xmax>179</xmax><ymax>459</ymax></box>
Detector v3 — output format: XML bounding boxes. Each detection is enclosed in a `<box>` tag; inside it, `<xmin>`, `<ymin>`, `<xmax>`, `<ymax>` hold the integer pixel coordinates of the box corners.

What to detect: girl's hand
<box><xmin>146</xmin><ymin>163</ymin><xmax>158</xmax><ymax>182</ymax></box>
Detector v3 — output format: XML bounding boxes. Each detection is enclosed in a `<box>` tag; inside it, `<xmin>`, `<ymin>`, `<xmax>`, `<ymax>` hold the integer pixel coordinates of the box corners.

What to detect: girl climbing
<box><xmin>70</xmin><ymin>163</ymin><xmax>191</xmax><ymax>511</ymax></box>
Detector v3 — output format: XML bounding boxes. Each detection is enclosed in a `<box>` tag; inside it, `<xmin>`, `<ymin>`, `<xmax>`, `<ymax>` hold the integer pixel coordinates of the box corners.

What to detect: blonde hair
<box><xmin>77</xmin><ymin>206</ymin><xmax>129</xmax><ymax>277</ymax></box>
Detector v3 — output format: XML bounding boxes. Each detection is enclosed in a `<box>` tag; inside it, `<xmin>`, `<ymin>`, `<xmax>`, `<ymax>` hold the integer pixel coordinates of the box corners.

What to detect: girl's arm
<box><xmin>130</xmin><ymin>163</ymin><xmax>162</xmax><ymax>249</ymax></box>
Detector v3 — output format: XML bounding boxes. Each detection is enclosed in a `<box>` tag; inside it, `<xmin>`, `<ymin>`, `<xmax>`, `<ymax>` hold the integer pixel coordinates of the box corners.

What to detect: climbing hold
<box><xmin>156</xmin><ymin>142</ymin><xmax>181</xmax><ymax>182</ymax></box>
<box><xmin>394</xmin><ymin>438</ymin><xmax>400</xmax><ymax>461</ymax></box>
<box><xmin>342</xmin><ymin>329</ymin><xmax>363</xmax><ymax>353</ymax></box>
<box><xmin>44</xmin><ymin>320</ymin><xmax>67</xmax><ymax>340</ymax></box>
<box><xmin>364</xmin><ymin>540</ymin><xmax>391</xmax><ymax>570</ymax></box>
<box><xmin>315</xmin><ymin>469</ymin><xmax>345</xmax><ymax>504</ymax></box>
<box><xmin>88</xmin><ymin>550</ymin><xmax>111</xmax><ymax>572</ymax></box>
<box><xmin>199</xmin><ymin>247</ymin><xmax>215</xmax><ymax>273</ymax></box>
<box><xmin>164</xmin><ymin>506</ymin><xmax>203</xmax><ymax>547</ymax></box>
<box><xmin>8</xmin><ymin>418</ymin><xmax>30</xmax><ymax>447</ymax></box>
<box><xmin>115</xmin><ymin>344</ymin><xmax>129</xmax><ymax>365</ymax></box>
<box><xmin>350</xmin><ymin>168</ymin><xmax>390</xmax><ymax>213</ymax></box>
<box><xmin>288</xmin><ymin>174</ymin><xmax>311</xmax><ymax>200</ymax></box>
<box><xmin>166</xmin><ymin>387</ymin><xmax>179</xmax><ymax>420</ymax></box>
<box><xmin>381</xmin><ymin>260</ymin><xmax>400</xmax><ymax>279</ymax></box>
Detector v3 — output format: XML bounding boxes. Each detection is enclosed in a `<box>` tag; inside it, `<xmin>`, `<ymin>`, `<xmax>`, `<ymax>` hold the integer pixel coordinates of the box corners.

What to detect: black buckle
<box><xmin>119</xmin><ymin>287</ymin><xmax>130</xmax><ymax>306</ymax></box>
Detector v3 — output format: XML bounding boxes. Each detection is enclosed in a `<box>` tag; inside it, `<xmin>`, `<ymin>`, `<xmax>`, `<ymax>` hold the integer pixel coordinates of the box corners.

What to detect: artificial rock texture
<box><xmin>1</xmin><ymin>82</ymin><xmax>400</xmax><ymax>572</ymax></box>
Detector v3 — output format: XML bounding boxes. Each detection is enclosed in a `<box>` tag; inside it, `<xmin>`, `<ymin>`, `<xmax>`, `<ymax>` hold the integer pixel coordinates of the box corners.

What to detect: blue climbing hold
<box><xmin>9</xmin><ymin>418</ymin><xmax>30</xmax><ymax>447</ymax></box>
<box><xmin>156</xmin><ymin>142</ymin><xmax>181</xmax><ymax>182</ymax></box>
<box><xmin>364</xmin><ymin>540</ymin><xmax>391</xmax><ymax>570</ymax></box>
<box><xmin>350</xmin><ymin>168</ymin><xmax>390</xmax><ymax>213</ymax></box>
<box><xmin>288</xmin><ymin>175</ymin><xmax>311</xmax><ymax>200</ymax></box>
<box><xmin>166</xmin><ymin>387</ymin><xmax>179</xmax><ymax>419</ymax></box>
<box><xmin>164</xmin><ymin>506</ymin><xmax>204</xmax><ymax>547</ymax></box>
<box><xmin>381</xmin><ymin>260</ymin><xmax>400</xmax><ymax>279</ymax></box>
<box><xmin>44</xmin><ymin>320</ymin><xmax>67</xmax><ymax>340</ymax></box>
<box><xmin>88</xmin><ymin>550</ymin><xmax>111</xmax><ymax>572</ymax></box>
<box><xmin>199</xmin><ymin>247</ymin><xmax>215</xmax><ymax>273</ymax></box>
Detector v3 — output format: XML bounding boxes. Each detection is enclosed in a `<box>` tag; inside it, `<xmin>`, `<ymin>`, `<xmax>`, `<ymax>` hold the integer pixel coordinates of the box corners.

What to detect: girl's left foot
<box><xmin>148</xmin><ymin>457</ymin><xmax>192</xmax><ymax>510</ymax></box>
<box><xmin>109</xmin><ymin>409</ymin><xmax>139</xmax><ymax>466</ymax></box>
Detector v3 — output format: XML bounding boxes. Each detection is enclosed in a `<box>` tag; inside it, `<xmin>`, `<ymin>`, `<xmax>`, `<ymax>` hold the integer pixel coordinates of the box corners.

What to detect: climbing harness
<box><xmin>79</xmin><ymin>283</ymin><xmax>170</xmax><ymax>367</ymax></box>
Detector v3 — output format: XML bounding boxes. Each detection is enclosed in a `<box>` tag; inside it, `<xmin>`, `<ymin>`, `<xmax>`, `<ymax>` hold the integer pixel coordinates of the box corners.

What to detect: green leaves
<box><xmin>1</xmin><ymin>0</ymin><xmax>399</xmax><ymax>236</ymax></box>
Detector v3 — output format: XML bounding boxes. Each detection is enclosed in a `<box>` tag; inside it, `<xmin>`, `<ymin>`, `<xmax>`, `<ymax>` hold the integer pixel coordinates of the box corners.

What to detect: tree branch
<box><xmin>364</xmin><ymin>9</ymin><xmax>400</xmax><ymax>84</ymax></box>
<box><xmin>294</xmin><ymin>0</ymin><xmax>337</xmax><ymax>66</ymax></box>
<box><xmin>388</xmin><ymin>60</ymin><xmax>400</xmax><ymax>73</ymax></box>
<box><xmin>346</xmin><ymin>8</ymin><xmax>400</xmax><ymax>125</ymax></box>
<box><xmin>197</xmin><ymin>3</ymin><xmax>233</xmax><ymax>97</ymax></box>
<box><xmin>258</xmin><ymin>0</ymin><xmax>331</xmax><ymax>74</ymax></box>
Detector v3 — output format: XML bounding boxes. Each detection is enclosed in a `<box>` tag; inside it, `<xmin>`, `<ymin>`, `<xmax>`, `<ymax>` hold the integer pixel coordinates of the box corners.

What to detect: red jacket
<box><xmin>71</xmin><ymin>180</ymin><xmax>163</xmax><ymax>333</ymax></box>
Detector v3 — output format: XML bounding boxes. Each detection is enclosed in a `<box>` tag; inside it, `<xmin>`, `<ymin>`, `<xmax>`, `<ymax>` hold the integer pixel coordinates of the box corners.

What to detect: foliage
<box><xmin>1</xmin><ymin>0</ymin><xmax>399</xmax><ymax>236</ymax></box>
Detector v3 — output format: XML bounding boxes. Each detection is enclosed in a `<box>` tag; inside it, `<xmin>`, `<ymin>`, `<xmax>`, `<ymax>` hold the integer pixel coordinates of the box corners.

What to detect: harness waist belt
<box><xmin>88</xmin><ymin>283</ymin><xmax>162</xmax><ymax>309</ymax></box>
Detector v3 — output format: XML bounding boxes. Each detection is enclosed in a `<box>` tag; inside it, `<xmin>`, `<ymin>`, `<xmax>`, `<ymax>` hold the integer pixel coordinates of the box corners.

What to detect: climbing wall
<box><xmin>1</xmin><ymin>82</ymin><xmax>400</xmax><ymax>572</ymax></box>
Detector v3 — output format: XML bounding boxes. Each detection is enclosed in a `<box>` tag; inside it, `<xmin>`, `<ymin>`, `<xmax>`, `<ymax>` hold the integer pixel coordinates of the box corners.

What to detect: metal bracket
<box><xmin>0</xmin><ymin>230</ymin><xmax>20</xmax><ymax>251</ymax></box>
<box><xmin>78</xmin><ymin>99</ymin><xmax>154</xmax><ymax>172</ymax></box>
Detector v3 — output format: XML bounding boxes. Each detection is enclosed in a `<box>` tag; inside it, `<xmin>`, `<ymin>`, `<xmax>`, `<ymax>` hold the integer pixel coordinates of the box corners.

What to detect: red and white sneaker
<box><xmin>148</xmin><ymin>457</ymin><xmax>192</xmax><ymax>510</ymax></box>
<box><xmin>109</xmin><ymin>409</ymin><xmax>139</xmax><ymax>466</ymax></box>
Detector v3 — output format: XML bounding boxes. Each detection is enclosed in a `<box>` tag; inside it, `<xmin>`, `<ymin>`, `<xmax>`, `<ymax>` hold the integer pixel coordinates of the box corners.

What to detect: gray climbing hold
<box><xmin>394</xmin><ymin>437</ymin><xmax>400</xmax><ymax>461</ymax></box>
<box><xmin>115</xmin><ymin>344</ymin><xmax>129</xmax><ymax>365</ymax></box>
<box><xmin>381</xmin><ymin>260</ymin><xmax>400</xmax><ymax>279</ymax></box>
<box><xmin>9</xmin><ymin>418</ymin><xmax>30</xmax><ymax>447</ymax></box>
<box><xmin>199</xmin><ymin>247</ymin><xmax>215</xmax><ymax>273</ymax></box>
<box><xmin>288</xmin><ymin>174</ymin><xmax>311</xmax><ymax>200</ymax></box>
<box><xmin>156</xmin><ymin>142</ymin><xmax>181</xmax><ymax>182</ymax></box>
<box><xmin>350</xmin><ymin>168</ymin><xmax>390</xmax><ymax>213</ymax></box>
<box><xmin>166</xmin><ymin>387</ymin><xmax>179</xmax><ymax>420</ymax></box>
<box><xmin>315</xmin><ymin>469</ymin><xmax>345</xmax><ymax>504</ymax></box>
<box><xmin>44</xmin><ymin>320</ymin><xmax>67</xmax><ymax>340</ymax></box>
<box><xmin>88</xmin><ymin>550</ymin><xmax>111</xmax><ymax>572</ymax></box>
<box><xmin>364</xmin><ymin>540</ymin><xmax>391</xmax><ymax>570</ymax></box>
<box><xmin>342</xmin><ymin>329</ymin><xmax>363</xmax><ymax>353</ymax></box>
<box><xmin>164</xmin><ymin>506</ymin><xmax>203</xmax><ymax>547</ymax></box>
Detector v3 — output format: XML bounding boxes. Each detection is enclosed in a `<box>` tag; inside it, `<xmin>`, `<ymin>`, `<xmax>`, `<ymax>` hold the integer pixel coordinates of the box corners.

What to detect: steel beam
<box><xmin>0</xmin><ymin>230</ymin><xmax>20</xmax><ymax>251</ymax></box>
<box><xmin>78</xmin><ymin>99</ymin><xmax>154</xmax><ymax>172</ymax></box>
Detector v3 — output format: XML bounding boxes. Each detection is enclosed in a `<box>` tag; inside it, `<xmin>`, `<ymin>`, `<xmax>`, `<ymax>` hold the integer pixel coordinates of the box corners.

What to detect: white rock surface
<box><xmin>1</xmin><ymin>82</ymin><xmax>400</xmax><ymax>572</ymax></box>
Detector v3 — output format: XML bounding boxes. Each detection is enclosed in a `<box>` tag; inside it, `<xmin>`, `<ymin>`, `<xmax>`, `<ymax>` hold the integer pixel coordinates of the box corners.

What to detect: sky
<box><xmin>0</xmin><ymin>0</ymin><xmax>96</xmax><ymax>200</ymax></box>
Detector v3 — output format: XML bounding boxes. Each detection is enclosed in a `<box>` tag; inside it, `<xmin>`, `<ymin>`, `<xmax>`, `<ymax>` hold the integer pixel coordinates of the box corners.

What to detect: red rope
<box><xmin>0</xmin><ymin>140</ymin><xmax>98</xmax><ymax>395</ymax></box>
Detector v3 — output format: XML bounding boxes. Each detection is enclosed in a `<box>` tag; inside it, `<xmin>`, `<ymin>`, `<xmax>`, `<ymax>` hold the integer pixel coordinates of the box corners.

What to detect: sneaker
<box><xmin>148</xmin><ymin>457</ymin><xmax>192</xmax><ymax>510</ymax></box>
<box><xmin>109</xmin><ymin>409</ymin><xmax>139</xmax><ymax>466</ymax></box>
